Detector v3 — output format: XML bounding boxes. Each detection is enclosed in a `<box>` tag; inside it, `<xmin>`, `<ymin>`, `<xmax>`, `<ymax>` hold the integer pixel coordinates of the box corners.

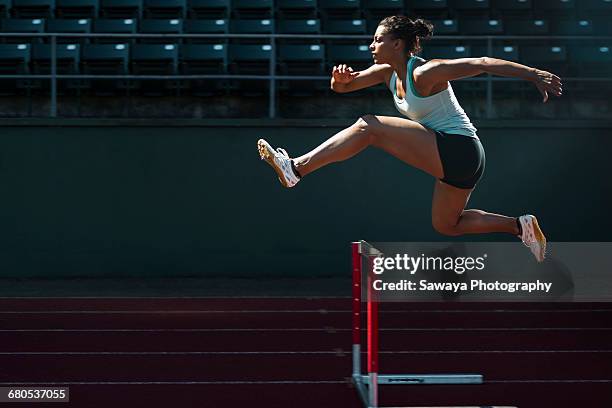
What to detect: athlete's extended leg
<box><xmin>292</xmin><ymin>114</ymin><xmax>444</xmax><ymax>179</ymax></box>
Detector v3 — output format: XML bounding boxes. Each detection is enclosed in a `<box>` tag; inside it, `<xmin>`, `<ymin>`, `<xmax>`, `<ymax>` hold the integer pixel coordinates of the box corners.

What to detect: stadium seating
<box><xmin>0</xmin><ymin>0</ymin><xmax>607</xmax><ymax>99</ymax></box>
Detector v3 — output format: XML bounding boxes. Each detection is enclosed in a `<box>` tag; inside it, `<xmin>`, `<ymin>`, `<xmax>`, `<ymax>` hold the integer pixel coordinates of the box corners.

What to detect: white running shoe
<box><xmin>518</xmin><ymin>214</ymin><xmax>547</xmax><ymax>262</ymax></box>
<box><xmin>257</xmin><ymin>139</ymin><xmax>300</xmax><ymax>188</ymax></box>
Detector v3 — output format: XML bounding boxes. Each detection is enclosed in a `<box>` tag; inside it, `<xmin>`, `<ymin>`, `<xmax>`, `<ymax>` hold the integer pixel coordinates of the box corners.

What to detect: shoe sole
<box><xmin>530</xmin><ymin>215</ymin><xmax>547</xmax><ymax>262</ymax></box>
<box><xmin>257</xmin><ymin>139</ymin><xmax>289</xmax><ymax>188</ymax></box>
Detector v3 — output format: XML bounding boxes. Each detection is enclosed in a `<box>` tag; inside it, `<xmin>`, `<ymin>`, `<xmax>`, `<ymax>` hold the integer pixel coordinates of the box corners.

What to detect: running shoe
<box><xmin>257</xmin><ymin>139</ymin><xmax>300</xmax><ymax>188</ymax></box>
<box><xmin>518</xmin><ymin>214</ymin><xmax>547</xmax><ymax>262</ymax></box>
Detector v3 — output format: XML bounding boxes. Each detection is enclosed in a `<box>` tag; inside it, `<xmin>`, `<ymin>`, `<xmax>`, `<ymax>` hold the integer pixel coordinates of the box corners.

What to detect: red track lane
<box><xmin>1</xmin><ymin>383</ymin><xmax>609</xmax><ymax>408</ymax></box>
<box><xmin>1</xmin><ymin>310</ymin><xmax>611</xmax><ymax>330</ymax></box>
<box><xmin>2</xmin><ymin>331</ymin><xmax>612</xmax><ymax>352</ymax></box>
<box><xmin>1</xmin><ymin>353</ymin><xmax>611</xmax><ymax>381</ymax></box>
<box><xmin>0</xmin><ymin>298</ymin><xmax>608</xmax><ymax>311</ymax></box>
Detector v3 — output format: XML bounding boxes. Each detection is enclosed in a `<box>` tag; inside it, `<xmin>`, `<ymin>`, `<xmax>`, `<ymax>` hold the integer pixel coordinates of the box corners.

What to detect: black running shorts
<box><xmin>434</xmin><ymin>130</ymin><xmax>486</xmax><ymax>190</ymax></box>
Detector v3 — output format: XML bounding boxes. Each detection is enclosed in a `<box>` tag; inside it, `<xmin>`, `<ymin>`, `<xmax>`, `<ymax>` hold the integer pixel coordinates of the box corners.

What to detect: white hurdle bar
<box><xmin>351</xmin><ymin>241</ymin><xmax>484</xmax><ymax>408</ymax></box>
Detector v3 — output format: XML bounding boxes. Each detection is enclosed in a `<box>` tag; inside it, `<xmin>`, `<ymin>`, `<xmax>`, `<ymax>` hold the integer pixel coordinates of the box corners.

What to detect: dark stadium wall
<box><xmin>0</xmin><ymin>122</ymin><xmax>610</xmax><ymax>278</ymax></box>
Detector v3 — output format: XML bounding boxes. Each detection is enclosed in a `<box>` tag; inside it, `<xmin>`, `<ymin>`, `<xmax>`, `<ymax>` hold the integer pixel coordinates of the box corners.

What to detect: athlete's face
<box><xmin>369</xmin><ymin>25</ymin><xmax>403</xmax><ymax>64</ymax></box>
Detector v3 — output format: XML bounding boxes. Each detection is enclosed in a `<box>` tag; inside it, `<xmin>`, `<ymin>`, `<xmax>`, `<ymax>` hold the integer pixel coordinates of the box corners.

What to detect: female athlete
<box><xmin>257</xmin><ymin>16</ymin><xmax>562</xmax><ymax>262</ymax></box>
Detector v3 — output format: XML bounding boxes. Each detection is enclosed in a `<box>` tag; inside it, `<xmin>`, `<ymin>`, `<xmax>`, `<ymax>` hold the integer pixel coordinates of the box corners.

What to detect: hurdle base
<box><xmin>359</xmin><ymin>374</ymin><xmax>483</xmax><ymax>385</ymax></box>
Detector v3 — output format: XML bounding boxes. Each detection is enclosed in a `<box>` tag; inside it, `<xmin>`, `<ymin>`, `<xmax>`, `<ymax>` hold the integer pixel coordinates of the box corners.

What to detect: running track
<box><xmin>0</xmin><ymin>298</ymin><xmax>611</xmax><ymax>407</ymax></box>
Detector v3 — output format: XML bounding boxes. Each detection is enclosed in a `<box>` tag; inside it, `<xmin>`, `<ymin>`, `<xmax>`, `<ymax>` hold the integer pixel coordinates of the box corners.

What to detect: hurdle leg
<box><xmin>367</xmin><ymin>256</ymin><xmax>379</xmax><ymax>408</ymax></box>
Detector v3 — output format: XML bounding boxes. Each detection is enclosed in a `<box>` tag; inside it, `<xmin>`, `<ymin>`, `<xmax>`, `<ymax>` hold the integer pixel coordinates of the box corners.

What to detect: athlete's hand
<box><xmin>332</xmin><ymin>64</ymin><xmax>360</xmax><ymax>84</ymax></box>
<box><xmin>532</xmin><ymin>69</ymin><xmax>562</xmax><ymax>103</ymax></box>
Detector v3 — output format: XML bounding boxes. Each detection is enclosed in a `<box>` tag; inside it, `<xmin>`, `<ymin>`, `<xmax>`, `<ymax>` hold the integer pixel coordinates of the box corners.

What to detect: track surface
<box><xmin>0</xmin><ymin>298</ymin><xmax>611</xmax><ymax>407</ymax></box>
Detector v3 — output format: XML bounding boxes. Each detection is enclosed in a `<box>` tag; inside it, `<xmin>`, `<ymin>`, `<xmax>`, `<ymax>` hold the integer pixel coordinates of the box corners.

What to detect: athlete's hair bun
<box><xmin>414</xmin><ymin>18</ymin><xmax>434</xmax><ymax>40</ymax></box>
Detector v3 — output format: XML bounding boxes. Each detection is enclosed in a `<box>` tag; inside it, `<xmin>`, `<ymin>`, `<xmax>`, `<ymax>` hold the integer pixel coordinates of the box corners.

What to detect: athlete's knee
<box><xmin>432</xmin><ymin>217</ymin><xmax>461</xmax><ymax>236</ymax></box>
<box><xmin>354</xmin><ymin>114</ymin><xmax>379</xmax><ymax>144</ymax></box>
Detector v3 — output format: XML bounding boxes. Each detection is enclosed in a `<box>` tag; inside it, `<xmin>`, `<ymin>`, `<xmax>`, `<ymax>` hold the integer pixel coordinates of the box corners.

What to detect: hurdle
<box><xmin>351</xmin><ymin>241</ymin><xmax>484</xmax><ymax>408</ymax></box>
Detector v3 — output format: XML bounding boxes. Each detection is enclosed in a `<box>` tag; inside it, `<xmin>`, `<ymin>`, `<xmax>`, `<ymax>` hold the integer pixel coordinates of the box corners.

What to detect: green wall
<box><xmin>0</xmin><ymin>121</ymin><xmax>610</xmax><ymax>278</ymax></box>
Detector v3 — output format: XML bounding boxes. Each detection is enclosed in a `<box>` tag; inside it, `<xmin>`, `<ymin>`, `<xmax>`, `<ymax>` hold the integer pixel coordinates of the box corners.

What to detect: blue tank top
<box><xmin>388</xmin><ymin>55</ymin><xmax>478</xmax><ymax>139</ymax></box>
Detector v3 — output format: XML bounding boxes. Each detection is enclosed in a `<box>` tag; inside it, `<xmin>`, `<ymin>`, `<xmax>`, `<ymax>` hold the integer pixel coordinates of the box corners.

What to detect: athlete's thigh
<box><xmin>431</xmin><ymin>179</ymin><xmax>473</xmax><ymax>228</ymax></box>
<box><xmin>363</xmin><ymin>115</ymin><xmax>444</xmax><ymax>179</ymax></box>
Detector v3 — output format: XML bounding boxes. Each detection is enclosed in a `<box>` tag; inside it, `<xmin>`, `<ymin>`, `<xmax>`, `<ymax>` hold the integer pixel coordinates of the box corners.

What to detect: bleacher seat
<box><xmin>100</xmin><ymin>0</ymin><xmax>142</xmax><ymax>18</ymax></box>
<box><xmin>324</xmin><ymin>19</ymin><xmax>367</xmax><ymax>34</ymax></box>
<box><xmin>422</xmin><ymin>45</ymin><xmax>472</xmax><ymax>59</ymax></box>
<box><xmin>47</xmin><ymin>18</ymin><xmax>91</xmax><ymax>32</ymax></box>
<box><xmin>228</xmin><ymin>43</ymin><xmax>272</xmax><ymax>94</ymax></box>
<box><xmin>278</xmin><ymin>43</ymin><xmax>325</xmax><ymax>74</ymax></box>
<box><xmin>461</xmin><ymin>19</ymin><xmax>503</xmax><ymax>34</ymax></box>
<box><xmin>187</xmin><ymin>0</ymin><xmax>229</xmax><ymax>19</ymax></box>
<box><xmin>327</xmin><ymin>43</ymin><xmax>372</xmax><ymax>70</ymax></box>
<box><xmin>180</xmin><ymin>43</ymin><xmax>226</xmax><ymax>73</ymax></box>
<box><xmin>183</xmin><ymin>19</ymin><xmax>227</xmax><ymax>42</ymax></box>
<box><xmin>228</xmin><ymin>43</ymin><xmax>271</xmax><ymax>73</ymax></box>
<box><xmin>12</xmin><ymin>0</ymin><xmax>55</xmax><ymax>17</ymax></box>
<box><xmin>555</xmin><ymin>20</ymin><xmax>595</xmax><ymax>36</ymax></box>
<box><xmin>521</xmin><ymin>45</ymin><xmax>568</xmax><ymax>74</ymax></box>
<box><xmin>473</xmin><ymin>44</ymin><xmax>520</xmax><ymax>61</ymax></box>
<box><xmin>1</xmin><ymin>18</ymin><xmax>45</xmax><ymax>43</ymax></box>
<box><xmin>131</xmin><ymin>43</ymin><xmax>178</xmax><ymax>74</ymax></box>
<box><xmin>180</xmin><ymin>43</ymin><xmax>227</xmax><ymax>94</ymax></box>
<box><xmin>278</xmin><ymin>43</ymin><xmax>326</xmax><ymax>93</ymax></box>
<box><xmin>505</xmin><ymin>18</ymin><xmax>549</xmax><ymax>34</ymax></box>
<box><xmin>0</xmin><ymin>42</ymin><xmax>32</xmax><ymax>93</ymax></box>
<box><xmin>183</xmin><ymin>19</ymin><xmax>227</xmax><ymax>45</ymax></box>
<box><xmin>81</xmin><ymin>42</ymin><xmax>129</xmax><ymax>73</ymax></box>
<box><xmin>0</xmin><ymin>43</ymin><xmax>30</xmax><ymax>73</ymax></box>
<box><xmin>56</xmin><ymin>0</ymin><xmax>98</xmax><ymax>18</ymax></box>
<box><xmin>92</xmin><ymin>18</ymin><xmax>136</xmax><ymax>44</ymax></box>
<box><xmin>139</xmin><ymin>18</ymin><xmax>182</xmax><ymax>43</ymax></box>
<box><xmin>32</xmin><ymin>42</ymin><xmax>79</xmax><ymax>73</ymax></box>
<box><xmin>570</xmin><ymin>44</ymin><xmax>612</xmax><ymax>76</ymax></box>
<box><xmin>278</xmin><ymin>19</ymin><xmax>321</xmax><ymax>34</ymax></box>
<box><xmin>47</xmin><ymin>18</ymin><xmax>90</xmax><ymax>43</ymax></box>
<box><xmin>144</xmin><ymin>0</ymin><xmax>185</xmax><ymax>19</ymax></box>
<box><xmin>230</xmin><ymin>19</ymin><xmax>273</xmax><ymax>34</ymax></box>
<box><xmin>430</xmin><ymin>19</ymin><xmax>459</xmax><ymax>34</ymax></box>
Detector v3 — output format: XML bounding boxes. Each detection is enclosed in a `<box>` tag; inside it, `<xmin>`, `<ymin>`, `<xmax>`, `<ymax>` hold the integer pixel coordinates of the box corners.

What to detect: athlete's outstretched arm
<box><xmin>418</xmin><ymin>57</ymin><xmax>563</xmax><ymax>102</ymax></box>
<box><xmin>330</xmin><ymin>63</ymin><xmax>391</xmax><ymax>93</ymax></box>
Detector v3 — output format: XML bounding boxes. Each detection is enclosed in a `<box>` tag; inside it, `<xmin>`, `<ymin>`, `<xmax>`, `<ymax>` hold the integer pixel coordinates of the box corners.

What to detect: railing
<box><xmin>1</xmin><ymin>33</ymin><xmax>611</xmax><ymax>118</ymax></box>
